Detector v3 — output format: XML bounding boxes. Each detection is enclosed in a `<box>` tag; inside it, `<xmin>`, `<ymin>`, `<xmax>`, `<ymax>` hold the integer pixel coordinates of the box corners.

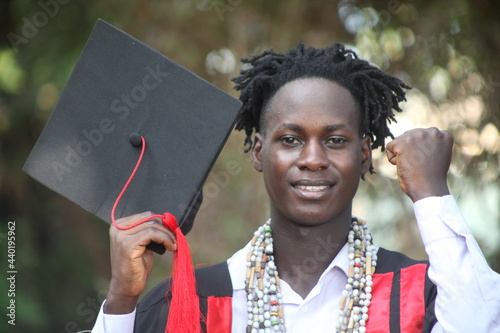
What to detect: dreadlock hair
<box><xmin>232</xmin><ymin>42</ymin><xmax>411</xmax><ymax>173</ymax></box>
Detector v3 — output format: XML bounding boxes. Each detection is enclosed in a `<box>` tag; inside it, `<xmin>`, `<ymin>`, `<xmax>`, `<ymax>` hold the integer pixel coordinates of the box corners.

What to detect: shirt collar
<box><xmin>319</xmin><ymin>242</ymin><xmax>350</xmax><ymax>282</ymax></box>
<box><xmin>228</xmin><ymin>241</ymin><xmax>352</xmax><ymax>291</ymax></box>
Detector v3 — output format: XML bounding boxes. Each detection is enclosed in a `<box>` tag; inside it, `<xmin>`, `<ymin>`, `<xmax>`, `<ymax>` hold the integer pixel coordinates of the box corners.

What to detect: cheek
<box><xmin>270</xmin><ymin>150</ymin><xmax>296</xmax><ymax>175</ymax></box>
<box><xmin>333</xmin><ymin>151</ymin><xmax>363</xmax><ymax>179</ymax></box>
<box><xmin>262</xmin><ymin>153</ymin><xmax>280</xmax><ymax>181</ymax></box>
<box><xmin>261</xmin><ymin>149</ymin><xmax>290</xmax><ymax>187</ymax></box>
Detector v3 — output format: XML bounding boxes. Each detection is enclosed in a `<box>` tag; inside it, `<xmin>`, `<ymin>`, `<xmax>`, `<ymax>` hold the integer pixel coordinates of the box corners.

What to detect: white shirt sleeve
<box><xmin>91</xmin><ymin>300</ymin><xmax>136</xmax><ymax>333</ymax></box>
<box><xmin>414</xmin><ymin>195</ymin><xmax>500</xmax><ymax>333</ymax></box>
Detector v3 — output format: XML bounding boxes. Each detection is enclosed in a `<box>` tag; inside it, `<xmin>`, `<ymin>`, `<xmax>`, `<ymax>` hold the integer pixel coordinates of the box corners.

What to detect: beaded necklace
<box><xmin>245</xmin><ymin>217</ymin><xmax>377</xmax><ymax>333</ymax></box>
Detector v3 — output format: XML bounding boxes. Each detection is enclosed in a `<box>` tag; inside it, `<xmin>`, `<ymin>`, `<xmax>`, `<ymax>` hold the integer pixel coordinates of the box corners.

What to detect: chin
<box><xmin>290</xmin><ymin>211</ymin><xmax>337</xmax><ymax>226</ymax></box>
<box><xmin>291</xmin><ymin>205</ymin><xmax>352</xmax><ymax>225</ymax></box>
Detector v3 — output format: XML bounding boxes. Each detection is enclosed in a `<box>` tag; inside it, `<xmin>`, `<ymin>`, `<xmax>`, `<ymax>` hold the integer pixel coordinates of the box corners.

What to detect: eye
<box><xmin>325</xmin><ymin>137</ymin><xmax>347</xmax><ymax>146</ymax></box>
<box><xmin>280</xmin><ymin>136</ymin><xmax>302</xmax><ymax>146</ymax></box>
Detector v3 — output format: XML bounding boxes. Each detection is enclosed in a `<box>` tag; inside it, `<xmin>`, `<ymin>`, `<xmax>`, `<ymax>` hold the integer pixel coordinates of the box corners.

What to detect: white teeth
<box><xmin>296</xmin><ymin>185</ymin><xmax>329</xmax><ymax>192</ymax></box>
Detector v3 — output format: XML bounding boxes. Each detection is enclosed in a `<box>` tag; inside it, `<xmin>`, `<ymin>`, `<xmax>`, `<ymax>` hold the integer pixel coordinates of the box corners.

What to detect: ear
<box><xmin>360</xmin><ymin>135</ymin><xmax>372</xmax><ymax>177</ymax></box>
<box><xmin>251</xmin><ymin>133</ymin><xmax>264</xmax><ymax>173</ymax></box>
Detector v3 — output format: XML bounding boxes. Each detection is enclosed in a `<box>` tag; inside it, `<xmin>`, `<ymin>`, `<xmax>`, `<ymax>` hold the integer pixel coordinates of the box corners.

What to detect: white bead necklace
<box><xmin>245</xmin><ymin>219</ymin><xmax>285</xmax><ymax>333</ymax></box>
<box><xmin>245</xmin><ymin>217</ymin><xmax>377</xmax><ymax>333</ymax></box>
<box><xmin>337</xmin><ymin>217</ymin><xmax>377</xmax><ymax>333</ymax></box>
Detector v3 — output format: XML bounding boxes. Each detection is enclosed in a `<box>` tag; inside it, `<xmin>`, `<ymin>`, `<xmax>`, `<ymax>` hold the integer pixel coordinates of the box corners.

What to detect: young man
<box><xmin>92</xmin><ymin>43</ymin><xmax>500</xmax><ymax>332</ymax></box>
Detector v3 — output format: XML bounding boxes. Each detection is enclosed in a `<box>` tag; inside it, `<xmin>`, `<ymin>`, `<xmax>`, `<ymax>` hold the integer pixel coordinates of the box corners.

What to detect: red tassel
<box><xmin>162</xmin><ymin>213</ymin><xmax>201</xmax><ymax>333</ymax></box>
<box><xmin>111</xmin><ymin>136</ymin><xmax>201</xmax><ymax>332</ymax></box>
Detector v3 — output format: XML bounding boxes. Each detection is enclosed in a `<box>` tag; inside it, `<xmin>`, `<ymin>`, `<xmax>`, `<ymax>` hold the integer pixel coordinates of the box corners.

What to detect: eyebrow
<box><xmin>278</xmin><ymin>123</ymin><xmax>351</xmax><ymax>133</ymax></box>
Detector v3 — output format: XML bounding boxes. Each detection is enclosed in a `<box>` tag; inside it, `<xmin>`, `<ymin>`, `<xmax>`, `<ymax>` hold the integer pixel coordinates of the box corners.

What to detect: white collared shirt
<box><xmin>229</xmin><ymin>241</ymin><xmax>354</xmax><ymax>332</ymax></box>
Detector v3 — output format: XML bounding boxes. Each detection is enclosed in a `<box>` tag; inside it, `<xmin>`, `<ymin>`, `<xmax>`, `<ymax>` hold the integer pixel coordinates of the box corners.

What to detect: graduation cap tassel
<box><xmin>161</xmin><ymin>213</ymin><xmax>202</xmax><ymax>333</ymax></box>
<box><xmin>111</xmin><ymin>135</ymin><xmax>201</xmax><ymax>333</ymax></box>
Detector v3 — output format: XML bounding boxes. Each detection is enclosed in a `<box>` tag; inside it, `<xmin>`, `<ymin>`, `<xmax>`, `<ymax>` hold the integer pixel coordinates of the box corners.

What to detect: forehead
<box><xmin>263</xmin><ymin>77</ymin><xmax>360</xmax><ymax>130</ymax></box>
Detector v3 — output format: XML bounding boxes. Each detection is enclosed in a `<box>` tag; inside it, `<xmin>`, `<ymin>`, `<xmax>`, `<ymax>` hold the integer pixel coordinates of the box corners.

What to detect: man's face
<box><xmin>252</xmin><ymin>77</ymin><xmax>371</xmax><ymax>226</ymax></box>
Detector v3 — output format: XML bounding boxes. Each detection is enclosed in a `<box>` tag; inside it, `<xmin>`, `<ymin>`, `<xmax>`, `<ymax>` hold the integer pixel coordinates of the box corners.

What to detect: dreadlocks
<box><xmin>232</xmin><ymin>42</ymin><xmax>411</xmax><ymax>171</ymax></box>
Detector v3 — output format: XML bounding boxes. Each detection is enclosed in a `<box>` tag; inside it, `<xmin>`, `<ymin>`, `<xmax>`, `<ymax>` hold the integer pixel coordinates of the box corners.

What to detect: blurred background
<box><xmin>0</xmin><ymin>0</ymin><xmax>499</xmax><ymax>331</ymax></box>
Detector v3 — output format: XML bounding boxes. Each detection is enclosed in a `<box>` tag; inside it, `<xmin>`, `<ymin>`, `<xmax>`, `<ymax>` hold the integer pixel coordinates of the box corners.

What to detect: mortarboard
<box><xmin>23</xmin><ymin>19</ymin><xmax>242</xmax><ymax>332</ymax></box>
<box><xmin>23</xmin><ymin>19</ymin><xmax>242</xmax><ymax>241</ymax></box>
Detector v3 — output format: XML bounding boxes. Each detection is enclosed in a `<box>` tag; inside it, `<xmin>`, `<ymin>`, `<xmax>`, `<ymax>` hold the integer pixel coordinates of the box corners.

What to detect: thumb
<box><xmin>385</xmin><ymin>141</ymin><xmax>397</xmax><ymax>165</ymax></box>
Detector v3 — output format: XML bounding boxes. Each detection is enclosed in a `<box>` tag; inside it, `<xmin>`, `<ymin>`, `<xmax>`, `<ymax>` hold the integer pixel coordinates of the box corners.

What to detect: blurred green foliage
<box><xmin>0</xmin><ymin>0</ymin><xmax>498</xmax><ymax>331</ymax></box>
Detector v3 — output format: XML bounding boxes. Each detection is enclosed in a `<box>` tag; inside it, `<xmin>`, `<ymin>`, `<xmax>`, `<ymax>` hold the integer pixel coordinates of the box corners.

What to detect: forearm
<box><xmin>414</xmin><ymin>195</ymin><xmax>500</xmax><ymax>332</ymax></box>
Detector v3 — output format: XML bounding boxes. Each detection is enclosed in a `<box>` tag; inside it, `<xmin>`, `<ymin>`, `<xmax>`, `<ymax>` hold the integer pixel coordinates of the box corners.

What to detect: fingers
<box><xmin>111</xmin><ymin>211</ymin><xmax>177</xmax><ymax>252</ymax></box>
<box><xmin>385</xmin><ymin>142</ymin><xmax>397</xmax><ymax>165</ymax></box>
<box><xmin>106</xmin><ymin>211</ymin><xmax>179</xmax><ymax>307</ymax></box>
<box><xmin>113</xmin><ymin>211</ymin><xmax>155</xmax><ymax>229</ymax></box>
<box><xmin>384</xmin><ymin>127</ymin><xmax>453</xmax><ymax>202</ymax></box>
<box><xmin>385</xmin><ymin>128</ymin><xmax>453</xmax><ymax>165</ymax></box>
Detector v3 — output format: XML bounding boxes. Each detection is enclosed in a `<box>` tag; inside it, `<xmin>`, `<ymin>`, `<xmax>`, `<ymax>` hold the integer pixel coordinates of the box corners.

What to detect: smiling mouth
<box><xmin>295</xmin><ymin>185</ymin><xmax>330</xmax><ymax>192</ymax></box>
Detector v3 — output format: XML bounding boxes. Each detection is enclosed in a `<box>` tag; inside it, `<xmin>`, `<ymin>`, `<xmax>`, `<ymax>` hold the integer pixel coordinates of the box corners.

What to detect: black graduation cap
<box><xmin>23</xmin><ymin>19</ymin><xmax>242</xmax><ymax>243</ymax></box>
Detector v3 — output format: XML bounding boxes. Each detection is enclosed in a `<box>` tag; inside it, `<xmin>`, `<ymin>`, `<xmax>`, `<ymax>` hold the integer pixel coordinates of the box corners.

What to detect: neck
<box><xmin>244</xmin><ymin>216</ymin><xmax>376</xmax><ymax>333</ymax></box>
<box><xmin>270</xmin><ymin>211</ymin><xmax>352</xmax><ymax>298</ymax></box>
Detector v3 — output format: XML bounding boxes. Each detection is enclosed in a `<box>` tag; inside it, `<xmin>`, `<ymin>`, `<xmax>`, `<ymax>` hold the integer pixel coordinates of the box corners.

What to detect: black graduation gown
<box><xmin>134</xmin><ymin>248</ymin><xmax>437</xmax><ymax>333</ymax></box>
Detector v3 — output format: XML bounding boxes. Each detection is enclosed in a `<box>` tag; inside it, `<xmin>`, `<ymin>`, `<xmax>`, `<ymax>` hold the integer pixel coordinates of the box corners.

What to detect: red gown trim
<box><xmin>400</xmin><ymin>264</ymin><xmax>427</xmax><ymax>332</ymax></box>
<box><xmin>367</xmin><ymin>272</ymin><xmax>394</xmax><ymax>332</ymax></box>
<box><xmin>206</xmin><ymin>296</ymin><xmax>232</xmax><ymax>333</ymax></box>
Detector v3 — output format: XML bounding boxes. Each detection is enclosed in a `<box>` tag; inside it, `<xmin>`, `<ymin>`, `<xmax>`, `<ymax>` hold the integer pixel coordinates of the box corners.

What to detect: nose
<box><xmin>297</xmin><ymin>140</ymin><xmax>329</xmax><ymax>171</ymax></box>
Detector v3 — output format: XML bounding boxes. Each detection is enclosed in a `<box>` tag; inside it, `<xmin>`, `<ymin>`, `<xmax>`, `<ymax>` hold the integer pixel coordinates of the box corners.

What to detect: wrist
<box><xmin>409</xmin><ymin>185</ymin><xmax>450</xmax><ymax>203</ymax></box>
<box><xmin>104</xmin><ymin>291</ymin><xmax>139</xmax><ymax>314</ymax></box>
